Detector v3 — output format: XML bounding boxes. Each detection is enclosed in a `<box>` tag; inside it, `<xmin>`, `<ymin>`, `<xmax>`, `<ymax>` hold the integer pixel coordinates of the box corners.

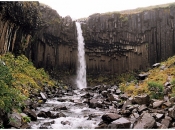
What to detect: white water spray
<box><xmin>76</xmin><ymin>22</ymin><xmax>87</xmax><ymax>89</ymax></box>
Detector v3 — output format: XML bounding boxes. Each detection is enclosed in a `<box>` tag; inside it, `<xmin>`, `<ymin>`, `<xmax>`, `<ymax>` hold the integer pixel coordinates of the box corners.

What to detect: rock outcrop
<box><xmin>1</xmin><ymin>2</ymin><xmax>175</xmax><ymax>79</ymax></box>
<box><xmin>0</xmin><ymin>1</ymin><xmax>77</xmax><ymax>79</ymax></box>
<box><xmin>81</xmin><ymin>4</ymin><xmax>175</xmax><ymax>74</ymax></box>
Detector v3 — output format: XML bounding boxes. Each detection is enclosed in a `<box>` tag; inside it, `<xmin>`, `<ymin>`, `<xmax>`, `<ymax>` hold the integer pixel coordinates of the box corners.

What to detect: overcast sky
<box><xmin>39</xmin><ymin>0</ymin><xmax>175</xmax><ymax>20</ymax></box>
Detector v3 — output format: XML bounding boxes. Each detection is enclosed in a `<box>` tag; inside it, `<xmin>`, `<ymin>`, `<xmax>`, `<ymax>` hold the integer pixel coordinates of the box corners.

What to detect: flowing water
<box><xmin>30</xmin><ymin>89</ymin><xmax>104</xmax><ymax>129</ymax></box>
<box><xmin>76</xmin><ymin>22</ymin><xmax>87</xmax><ymax>89</ymax></box>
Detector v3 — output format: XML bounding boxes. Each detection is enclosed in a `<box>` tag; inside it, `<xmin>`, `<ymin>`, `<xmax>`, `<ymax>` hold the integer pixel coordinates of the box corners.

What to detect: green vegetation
<box><xmin>0</xmin><ymin>53</ymin><xmax>56</xmax><ymax>112</ymax></box>
<box><xmin>148</xmin><ymin>81</ymin><xmax>164</xmax><ymax>99</ymax></box>
<box><xmin>119</xmin><ymin>55</ymin><xmax>175</xmax><ymax>99</ymax></box>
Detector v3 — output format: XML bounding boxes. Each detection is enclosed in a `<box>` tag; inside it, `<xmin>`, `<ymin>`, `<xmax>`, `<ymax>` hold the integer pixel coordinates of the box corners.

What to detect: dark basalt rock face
<box><xmin>80</xmin><ymin>6</ymin><xmax>175</xmax><ymax>74</ymax></box>
<box><xmin>0</xmin><ymin>1</ymin><xmax>77</xmax><ymax>80</ymax></box>
<box><xmin>1</xmin><ymin>1</ymin><xmax>175</xmax><ymax>79</ymax></box>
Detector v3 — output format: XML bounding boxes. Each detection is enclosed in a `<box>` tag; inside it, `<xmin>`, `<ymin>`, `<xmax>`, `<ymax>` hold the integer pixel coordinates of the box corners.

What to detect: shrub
<box><xmin>0</xmin><ymin>62</ymin><xmax>26</xmax><ymax>112</ymax></box>
<box><xmin>148</xmin><ymin>81</ymin><xmax>164</xmax><ymax>99</ymax></box>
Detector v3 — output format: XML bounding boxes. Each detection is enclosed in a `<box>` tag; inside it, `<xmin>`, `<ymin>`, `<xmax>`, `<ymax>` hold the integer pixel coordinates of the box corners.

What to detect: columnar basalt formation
<box><xmin>0</xmin><ymin>2</ymin><xmax>175</xmax><ymax>78</ymax></box>
<box><xmin>81</xmin><ymin>5</ymin><xmax>175</xmax><ymax>74</ymax></box>
<box><xmin>0</xmin><ymin>2</ymin><xmax>77</xmax><ymax>79</ymax></box>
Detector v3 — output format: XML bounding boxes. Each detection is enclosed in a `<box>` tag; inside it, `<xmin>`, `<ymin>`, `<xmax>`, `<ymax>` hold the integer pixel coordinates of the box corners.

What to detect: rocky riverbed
<box><xmin>4</xmin><ymin>83</ymin><xmax>175</xmax><ymax>129</ymax></box>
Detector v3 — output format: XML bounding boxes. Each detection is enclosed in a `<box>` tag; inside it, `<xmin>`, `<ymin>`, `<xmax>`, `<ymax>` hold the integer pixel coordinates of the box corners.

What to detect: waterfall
<box><xmin>76</xmin><ymin>22</ymin><xmax>87</xmax><ymax>89</ymax></box>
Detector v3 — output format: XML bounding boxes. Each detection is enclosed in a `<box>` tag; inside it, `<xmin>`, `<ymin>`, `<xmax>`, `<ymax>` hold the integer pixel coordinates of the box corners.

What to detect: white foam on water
<box><xmin>51</xmin><ymin>117</ymin><xmax>98</xmax><ymax>129</ymax></box>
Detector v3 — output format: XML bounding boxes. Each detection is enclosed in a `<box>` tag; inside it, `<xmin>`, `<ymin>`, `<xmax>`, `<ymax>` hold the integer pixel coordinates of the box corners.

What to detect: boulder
<box><xmin>152</xmin><ymin>100</ymin><xmax>164</xmax><ymax>108</ymax></box>
<box><xmin>88</xmin><ymin>99</ymin><xmax>103</xmax><ymax>108</ymax></box>
<box><xmin>37</xmin><ymin>111</ymin><xmax>48</xmax><ymax>118</ymax></box>
<box><xmin>8</xmin><ymin>113</ymin><xmax>22</xmax><ymax>128</ymax></box>
<box><xmin>23</xmin><ymin>108</ymin><xmax>37</xmax><ymax>121</ymax></box>
<box><xmin>168</xmin><ymin>106</ymin><xmax>175</xmax><ymax>119</ymax></box>
<box><xmin>102</xmin><ymin>113</ymin><xmax>121</xmax><ymax>123</ymax></box>
<box><xmin>49</xmin><ymin>112</ymin><xmax>66</xmax><ymax>119</ymax></box>
<box><xmin>108</xmin><ymin>117</ymin><xmax>131</xmax><ymax>128</ymax></box>
<box><xmin>134</xmin><ymin>113</ymin><xmax>156</xmax><ymax>128</ymax></box>
<box><xmin>132</xmin><ymin>94</ymin><xmax>150</xmax><ymax>105</ymax></box>
<box><xmin>161</xmin><ymin>116</ymin><xmax>172</xmax><ymax>128</ymax></box>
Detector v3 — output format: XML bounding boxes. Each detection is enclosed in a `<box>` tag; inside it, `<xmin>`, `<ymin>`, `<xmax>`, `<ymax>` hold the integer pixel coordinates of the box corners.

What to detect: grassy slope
<box><xmin>120</xmin><ymin>55</ymin><xmax>175</xmax><ymax>99</ymax></box>
<box><xmin>0</xmin><ymin>53</ymin><xmax>56</xmax><ymax>112</ymax></box>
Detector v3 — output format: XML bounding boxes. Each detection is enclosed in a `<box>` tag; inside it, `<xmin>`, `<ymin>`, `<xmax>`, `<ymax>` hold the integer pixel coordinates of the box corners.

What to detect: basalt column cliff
<box><xmin>81</xmin><ymin>5</ymin><xmax>175</xmax><ymax>74</ymax></box>
<box><xmin>0</xmin><ymin>2</ymin><xmax>77</xmax><ymax>78</ymax></box>
<box><xmin>0</xmin><ymin>2</ymin><xmax>175</xmax><ymax>78</ymax></box>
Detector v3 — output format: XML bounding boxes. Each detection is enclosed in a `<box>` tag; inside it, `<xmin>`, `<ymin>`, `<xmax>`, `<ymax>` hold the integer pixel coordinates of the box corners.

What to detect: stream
<box><xmin>30</xmin><ymin>89</ymin><xmax>107</xmax><ymax>129</ymax></box>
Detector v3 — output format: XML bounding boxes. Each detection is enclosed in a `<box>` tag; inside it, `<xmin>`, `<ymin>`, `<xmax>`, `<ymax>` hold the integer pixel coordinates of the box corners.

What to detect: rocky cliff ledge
<box><xmin>0</xmin><ymin>1</ymin><xmax>77</xmax><ymax>79</ymax></box>
<box><xmin>81</xmin><ymin>4</ymin><xmax>175</xmax><ymax>74</ymax></box>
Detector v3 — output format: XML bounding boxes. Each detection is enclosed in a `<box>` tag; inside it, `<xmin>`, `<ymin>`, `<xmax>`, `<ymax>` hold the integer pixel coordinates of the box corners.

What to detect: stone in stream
<box><xmin>102</xmin><ymin>113</ymin><xmax>121</xmax><ymax>123</ymax></box>
<box><xmin>40</xmin><ymin>92</ymin><xmax>47</xmax><ymax>102</ymax></box>
<box><xmin>134</xmin><ymin>113</ymin><xmax>156</xmax><ymax>128</ymax></box>
<box><xmin>37</xmin><ymin>111</ymin><xmax>48</xmax><ymax>118</ymax></box>
<box><xmin>61</xmin><ymin>121</ymin><xmax>70</xmax><ymax>125</ymax></box>
<box><xmin>108</xmin><ymin>117</ymin><xmax>131</xmax><ymax>129</ymax></box>
<box><xmin>23</xmin><ymin>108</ymin><xmax>37</xmax><ymax>121</ymax></box>
<box><xmin>88</xmin><ymin>99</ymin><xmax>103</xmax><ymax>108</ymax></box>
<box><xmin>49</xmin><ymin>112</ymin><xmax>66</xmax><ymax>119</ymax></box>
<box><xmin>52</xmin><ymin>106</ymin><xmax>67</xmax><ymax>111</ymax></box>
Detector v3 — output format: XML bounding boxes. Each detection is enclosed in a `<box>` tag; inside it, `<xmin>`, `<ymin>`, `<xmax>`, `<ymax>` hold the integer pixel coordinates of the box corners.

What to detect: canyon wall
<box><xmin>0</xmin><ymin>1</ymin><xmax>175</xmax><ymax>78</ymax></box>
<box><xmin>81</xmin><ymin>5</ymin><xmax>175</xmax><ymax>74</ymax></box>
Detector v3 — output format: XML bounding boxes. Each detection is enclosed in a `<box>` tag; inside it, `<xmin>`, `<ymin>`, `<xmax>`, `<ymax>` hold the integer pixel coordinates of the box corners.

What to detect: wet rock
<box><xmin>53</xmin><ymin>106</ymin><xmax>67</xmax><ymax>111</ymax></box>
<box><xmin>23</xmin><ymin>108</ymin><xmax>37</xmax><ymax>121</ymax></box>
<box><xmin>49</xmin><ymin>112</ymin><xmax>66</xmax><ymax>119</ymax></box>
<box><xmin>152</xmin><ymin>100</ymin><xmax>164</xmax><ymax>108</ymax></box>
<box><xmin>132</xmin><ymin>94</ymin><xmax>150</xmax><ymax>105</ymax></box>
<box><xmin>42</xmin><ymin>120</ymin><xmax>55</xmax><ymax>125</ymax></box>
<box><xmin>81</xmin><ymin>92</ymin><xmax>94</xmax><ymax>98</ymax></box>
<box><xmin>57</xmin><ymin>99</ymin><xmax>67</xmax><ymax>102</ymax></box>
<box><xmin>61</xmin><ymin>121</ymin><xmax>70</xmax><ymax>125</ymax></box>
<box><xmin>163</xmin><ymin>101</ymin><xmax>172</xmax><ymax>107</ymax></box>
<box><xmin>138</xmin><ymin>73</ymin><xmax>149</xmax><ymax>80</ymax></box>
<box><xmin>170</xmin><ymin>97</ymin><xmax>175</xmax><ymax>103</ymax></box>
<box><xmin>102</xmin><ymin>113</ymin><xmax>121</xmax><ymax>123</ymax></box>
<box><xmin>96</xmin><ymin>121</ymin><xmax>108</xmax><ymax>129</ymax></box>
<box><xmin>108</xmin><ymin>117</ymin><xmax>131</xmax><ymax>129</ymax></box>
<box><xmin>37</xmin><ymin>111</ymin><xmax>48</xmax><ymax>118</ymax></box>
<box><xmin>152</xmin><ymin>63</ymin><xmax>161</xmax><ymax>68</ymax></box>
<box><xmin>88</xmin><ymin>99</ymin><xmax>103</xmax><ymax>108</ymax></box>
<box><xmin>8</xmin><ymin>113</ymin><xmax>22</xmax><ymax>128</ymax></box>
<box><xmin>134</xmin><ymin>113</ymin><xmax>156</xmax><ymax>128</ymax></box>
<box><xmin>40</xmin><ymin>92</ymin><xmax>47</xmax><ymax>102</ymax></box>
